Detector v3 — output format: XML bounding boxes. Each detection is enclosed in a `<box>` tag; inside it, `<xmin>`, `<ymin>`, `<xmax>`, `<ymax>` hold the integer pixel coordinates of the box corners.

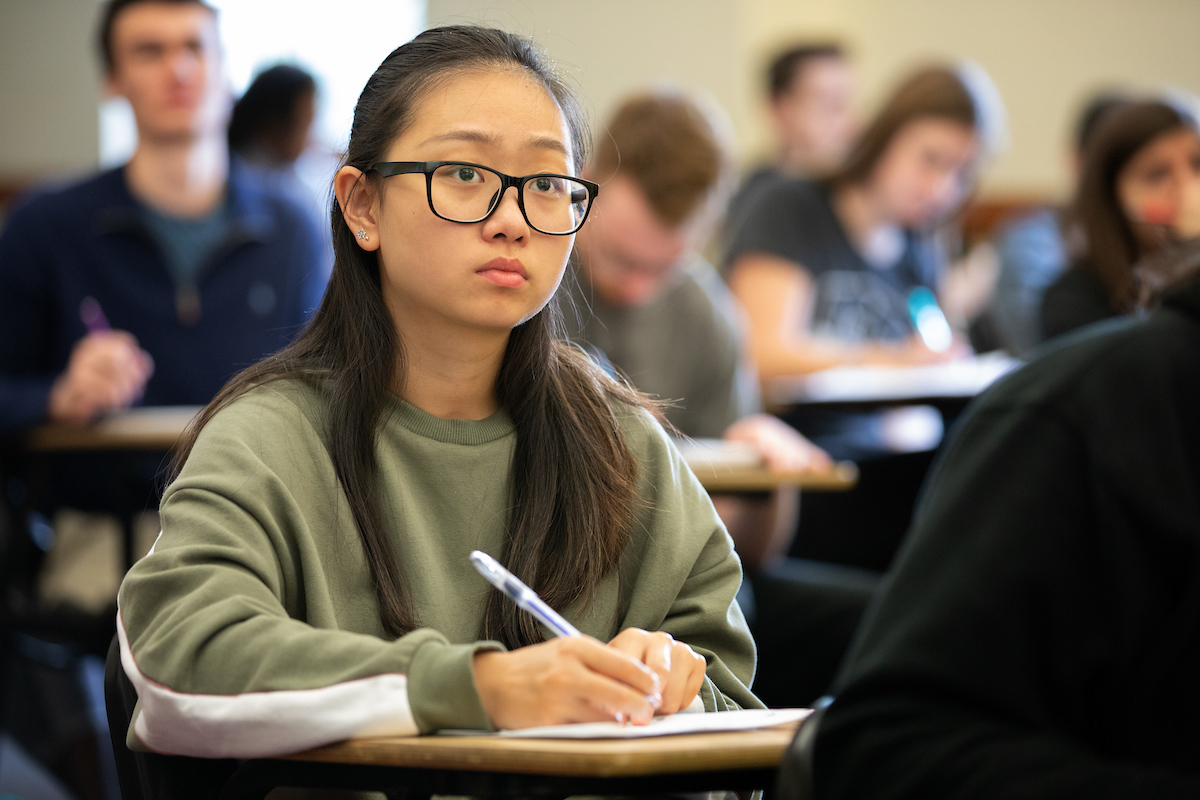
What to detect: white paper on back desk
<box><xmin>494</xmin><ymin>708</ymin><xmax>811</xmax><ymax>739</ymax></box>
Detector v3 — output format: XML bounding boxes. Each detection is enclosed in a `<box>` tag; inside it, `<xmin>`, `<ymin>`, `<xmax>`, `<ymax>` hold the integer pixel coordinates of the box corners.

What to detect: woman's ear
<box><xmin>334</xmin><ymin>166</ymin><xmax>381</xmax><ymax>251</ymax></box>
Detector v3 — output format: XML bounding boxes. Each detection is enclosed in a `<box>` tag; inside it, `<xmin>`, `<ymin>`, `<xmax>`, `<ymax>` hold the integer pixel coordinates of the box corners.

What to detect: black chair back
<box><xmin>104</xmin><ymin>635</ymin><xmax>144</xmax><ymax>799</ymax></box>
<box><xmin>774</xmin><ymin>704</ymin><xmax>826</xmax><ymax>800</ymax></box>
<box><xmin>103</xmin><ymin>635</ymin><xmax>239</xmax><ymax>799</ymax></box>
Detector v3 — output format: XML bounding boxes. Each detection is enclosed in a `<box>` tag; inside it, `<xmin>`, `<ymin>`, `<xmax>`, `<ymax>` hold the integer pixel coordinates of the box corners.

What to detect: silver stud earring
<box><xmin>356</xmin><ymin>229</ymin><xmax>369</xmax><ymax>241</ymax></box>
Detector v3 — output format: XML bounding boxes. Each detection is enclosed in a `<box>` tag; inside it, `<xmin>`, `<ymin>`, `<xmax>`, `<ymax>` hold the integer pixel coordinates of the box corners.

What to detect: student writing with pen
<box><xmin>0</xmin><ymin>0</ymin><xmax>326</xmax><ymax>436</ymax></box>
<box><xmin>115</xmin><ymin>26</ymin><xmax>760</xmax><ymax>763</ymax></box>
<box><xmin>0</xmin><ymin>2</ymin><xmax>319</xmax><ymax>784</ymax></box>
<box><xmin>45</xmin><ymin>299</ymin><xmax>156</xmax><ymax>427</ymax></box>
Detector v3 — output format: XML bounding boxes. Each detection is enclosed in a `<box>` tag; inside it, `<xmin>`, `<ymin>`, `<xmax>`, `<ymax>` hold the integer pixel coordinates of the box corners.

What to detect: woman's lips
<box><xmin>477</xmin><ymin>258</ymin><xmax>528</xmax><ymax>288</ymax></box>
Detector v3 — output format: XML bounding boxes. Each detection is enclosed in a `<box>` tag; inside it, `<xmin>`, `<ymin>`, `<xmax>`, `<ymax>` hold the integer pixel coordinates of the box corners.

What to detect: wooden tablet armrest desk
<box><xmin>218</xmin><ymin>722</ymin><xmax>802</xmax><ymax>800</ymax></box>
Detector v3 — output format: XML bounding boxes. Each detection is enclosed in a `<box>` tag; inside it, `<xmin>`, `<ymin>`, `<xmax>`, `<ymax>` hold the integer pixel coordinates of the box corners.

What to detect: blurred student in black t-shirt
<box><xmin>723</xmin><ymin>64</ymin><xmax>1005</xmax><ymax>569</ymax></box>
<box><xmin>725</xmin><ymin>64</ymin><xmax>1005</xmax><ymax>387</ymax></box>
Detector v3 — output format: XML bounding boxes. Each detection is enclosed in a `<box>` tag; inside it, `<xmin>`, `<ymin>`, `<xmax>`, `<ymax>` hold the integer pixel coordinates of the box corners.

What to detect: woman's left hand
<box><xmin>607</xmin><ymin>628</ymin><xmax>708</xmax><ymax>715</ymax></box>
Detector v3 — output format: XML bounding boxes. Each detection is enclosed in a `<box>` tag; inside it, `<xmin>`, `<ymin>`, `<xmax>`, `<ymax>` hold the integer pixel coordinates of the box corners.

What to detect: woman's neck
<box><xmin>125</xmin><ymin>134</ymin><xmax>228</xmax><ymax>218</ymax></box>
<box><xmin>392</xmin><ymin>317</ymin><xmax>509</xmax><ymax>421</ymax></box>
<box><xmin>832</xmin><ymin>181</ymin><xmax>892</xmax><ymax>246</ymax></box>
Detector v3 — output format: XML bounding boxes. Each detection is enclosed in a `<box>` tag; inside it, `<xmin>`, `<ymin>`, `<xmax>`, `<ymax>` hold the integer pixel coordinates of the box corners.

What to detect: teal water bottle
<box><xmin>908</xmin><ymin>287</ymin><xmax>953</xmax><ymax>352</ymax></box>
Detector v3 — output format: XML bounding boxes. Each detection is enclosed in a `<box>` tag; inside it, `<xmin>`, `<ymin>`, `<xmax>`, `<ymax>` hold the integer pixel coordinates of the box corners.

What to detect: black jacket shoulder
<box><xmin>1040</xmin><ymin>263</ymin><xmax>1118</xmax><ymax>343</ymax></box>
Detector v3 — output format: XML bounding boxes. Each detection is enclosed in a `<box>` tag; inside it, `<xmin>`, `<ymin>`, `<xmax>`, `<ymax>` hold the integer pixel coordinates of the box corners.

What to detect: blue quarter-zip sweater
<box><xmin>0</xmin><ymin>162</ymin><xmax>329</xmax><ymax>433</ymax></box>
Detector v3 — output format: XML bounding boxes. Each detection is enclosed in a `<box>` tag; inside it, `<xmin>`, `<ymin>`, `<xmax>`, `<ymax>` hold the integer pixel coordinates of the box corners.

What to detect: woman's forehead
<box><xmin>896</xmin><ymin>116</ymin><xmax>975</xmax><ymax>145</ymax></box>
<box><xmin>1132</xmin><ymin>127</ymin><xmax>1200</xmax><ymax>163</ymax></box>
<box><xmin>398</xmin><ymin>69</ymin><xmax>573</xmax><ymax>160</ymax></box>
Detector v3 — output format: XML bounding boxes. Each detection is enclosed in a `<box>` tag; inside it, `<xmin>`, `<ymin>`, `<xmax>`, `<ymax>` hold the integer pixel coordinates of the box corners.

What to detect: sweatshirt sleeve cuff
<box><xmin>407</xmin><ymin>638</ymin><xmax>505</xmax><ymax>732</ymax></box>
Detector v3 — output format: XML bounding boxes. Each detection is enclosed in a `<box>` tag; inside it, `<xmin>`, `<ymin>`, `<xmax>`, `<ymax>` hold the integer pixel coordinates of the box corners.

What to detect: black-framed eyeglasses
<box><xmin>370</xmin><ymin>161</ymin><xmax>599</xmax><ymax>236</ymax></box>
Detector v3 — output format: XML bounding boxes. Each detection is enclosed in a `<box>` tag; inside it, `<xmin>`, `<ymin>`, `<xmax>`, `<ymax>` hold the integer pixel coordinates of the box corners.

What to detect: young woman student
<box><xmin>1041</xmin><ymin>98</ymin><xmax>1200</xmax><ymax>342</ymax></box>
<box><xmin>724</xmin><ymin>64</ymin><xmax>1001</xmax><ymax>382</ymax></box>
<box><xmin>723</xmin><ymin>65</ymin><xmax>1002</xmax><ymax>569</ymax></box>
<box><xmin>115</xmin><ymin>25</ymin><xmax>760</xmax><ymax>760</ymax></box>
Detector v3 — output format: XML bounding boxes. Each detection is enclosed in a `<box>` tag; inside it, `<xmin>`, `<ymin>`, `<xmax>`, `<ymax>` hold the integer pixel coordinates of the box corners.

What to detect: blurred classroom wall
<box><xmin>427</xmin><ymin>0</ymin><xmax>755</xmax><ymax>178</ymax></box>
<box><xmin>2</xmin><ymin>0</ymin><xmax>1199</xmax><ymax>200</ymax></box>
<box><xmin>743</xmin><ymin>0</ymin><xmax>1200</xmax><ymax>198</ymax></box>
<box><xmin>0</xmin><ymin>0</ymin><xmax>103</xmax><ymax>185</ymax></box>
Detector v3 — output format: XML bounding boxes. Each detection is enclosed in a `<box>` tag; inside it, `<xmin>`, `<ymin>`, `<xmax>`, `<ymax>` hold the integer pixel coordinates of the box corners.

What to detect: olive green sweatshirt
<box><xmin>117</xmin><ymin>379</ymin><xmax>760</xmax><ymax>758</ymax></box>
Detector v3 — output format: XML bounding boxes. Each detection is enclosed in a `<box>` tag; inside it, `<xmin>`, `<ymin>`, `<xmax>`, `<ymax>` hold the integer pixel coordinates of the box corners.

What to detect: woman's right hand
<box><xmin>48</xmin><ymin>331</ymin><xmax>155</xmax><ymax>425</ymax></box>
<box><xmin>864</xmin><ymin>335</ymin><xmax>967</xmax><ymax>367</ymax></box>
<box><xmin>472</xmin><ymin>637</ymin><xmax>662</xmax><ymax>730</ymax></box>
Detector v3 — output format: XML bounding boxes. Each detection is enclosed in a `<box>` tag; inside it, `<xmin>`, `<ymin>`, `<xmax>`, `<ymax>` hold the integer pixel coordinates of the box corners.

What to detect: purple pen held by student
<box><xmin>80</xmin><ymin>296</ymin><xmax>111</xmax><ymax>334</ymax></box>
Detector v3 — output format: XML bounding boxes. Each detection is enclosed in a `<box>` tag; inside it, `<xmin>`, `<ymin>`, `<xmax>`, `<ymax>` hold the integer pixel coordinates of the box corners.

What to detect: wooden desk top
<box><xmin>26</xmin><ymin>408</ymin><xmax>856</xmax><ymax>492</ymax></box>
<box><xmin>687</xmin><ymin>459</ymin><xmax>858</xmax><ymax>492</ymax></box>
<box><xmin>25</xmin><ymin>406</ymin><xmax>202</xmax><ymax>452</ymax></box>
<box><xmin>280</xmin><ymin>722</ymin><xmax>800</xmax><ymax>778</ymax></box>
<box><xmin>676</xmin><ymin>438</ymin><xmax>857</xmax><ymax>492</ymax></box>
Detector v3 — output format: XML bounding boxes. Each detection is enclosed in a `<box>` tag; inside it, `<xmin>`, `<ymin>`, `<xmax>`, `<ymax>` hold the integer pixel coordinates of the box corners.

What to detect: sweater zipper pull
<box><xmin>176</xmin><ymin>285</ymin><xmax>202</xmax><ymax>326</ymax></box>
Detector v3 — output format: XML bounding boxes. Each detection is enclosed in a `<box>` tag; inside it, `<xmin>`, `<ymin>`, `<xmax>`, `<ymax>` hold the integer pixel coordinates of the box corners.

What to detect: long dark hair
<box><xmin>1072</xmin><ymin>100</ymin><xmax>1200</xmax><ymax>313</ymax></box>
<box><xmin>825</xmin><ymin>65</ymin><xmax>982</xmax><ymax>189</ymax></box>
<box><xmin>228</xmin><ymin>64</ymin><xmax>316</xmax><ymax>157</ymax></box>
<box><xmin>172</xmin><ymin>25</ymin><xmax>644</xmax><ymax>649</ymax></box>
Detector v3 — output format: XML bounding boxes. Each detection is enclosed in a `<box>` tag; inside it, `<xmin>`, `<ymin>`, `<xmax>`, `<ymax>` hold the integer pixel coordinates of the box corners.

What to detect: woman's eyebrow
<box><xmin>419</xmin><ymin>129</ymin><xmax>569</xmax><ymax>157</ymax></box>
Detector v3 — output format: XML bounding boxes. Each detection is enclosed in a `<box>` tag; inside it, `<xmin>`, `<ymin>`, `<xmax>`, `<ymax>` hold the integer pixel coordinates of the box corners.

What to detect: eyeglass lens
<box><xmin>430</xmin><ymin>164</ymin><xmax>590</xmax><ymax>234</ymax></box>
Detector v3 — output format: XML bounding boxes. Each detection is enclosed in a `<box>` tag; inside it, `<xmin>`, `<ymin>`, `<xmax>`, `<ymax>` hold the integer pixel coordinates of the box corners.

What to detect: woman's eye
<box><xmin>1141</xmin><ymin>165</ymin><xmax>1170</xmax><ymax>185</ymax></box>
<box><xmin>532</xmin><ymin>177</ymin><xmax>557</xmax><ymax>193</ymax></box>
<box><xmin>455</xmin><ymin>167</ymin><xmax>478</xmax><ymax>182</ymax></box>
<box><xmin>921</xmin><ymin>149</ymin><xmax>946</xmax><ymax>172</ymax></box>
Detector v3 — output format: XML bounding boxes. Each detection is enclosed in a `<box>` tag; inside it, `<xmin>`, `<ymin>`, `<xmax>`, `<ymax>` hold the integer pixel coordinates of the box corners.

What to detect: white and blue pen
<box><xmin>469</xmin><ymin>550</ymin><xmax>582</xmax><ymax>638</ymax></box>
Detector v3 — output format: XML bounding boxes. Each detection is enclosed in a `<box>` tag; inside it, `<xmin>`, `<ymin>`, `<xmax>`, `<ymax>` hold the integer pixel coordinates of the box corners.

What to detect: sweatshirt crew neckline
<box><xmin>386</xmin><ymin>395</ymin><xmax>514</xmax><ymax>445</ymax></box>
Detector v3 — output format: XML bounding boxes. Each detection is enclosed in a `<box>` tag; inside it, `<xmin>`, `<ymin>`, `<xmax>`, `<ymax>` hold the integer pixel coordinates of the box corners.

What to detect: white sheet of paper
<box><xmin>675</xmin><ymin>439</ymin><xmax>763</xmax><ymax>471</ymax></box>
<box><xmin>493</xmin><ymin>708</ymin><xmax>812</xmax><ymax>739</ymax></box>
<box><xmin>768</xmin><ymin>351</ymin><xmax>1022</xmax><ymax>405</ymax></box>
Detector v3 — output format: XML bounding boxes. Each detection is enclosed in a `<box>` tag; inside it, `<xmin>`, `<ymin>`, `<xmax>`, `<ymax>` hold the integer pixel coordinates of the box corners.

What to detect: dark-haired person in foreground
<box><xmin>810</xmin><ymin>180</ymin><xmax>1200</xmax><ymax>798</ymax></box>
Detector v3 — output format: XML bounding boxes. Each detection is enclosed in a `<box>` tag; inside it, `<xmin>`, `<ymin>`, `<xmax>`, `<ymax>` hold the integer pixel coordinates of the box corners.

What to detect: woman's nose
<box><xmin>483</xmin><ymin>186</ymin><xmax>529</xmax><ymax>238</ymax></box>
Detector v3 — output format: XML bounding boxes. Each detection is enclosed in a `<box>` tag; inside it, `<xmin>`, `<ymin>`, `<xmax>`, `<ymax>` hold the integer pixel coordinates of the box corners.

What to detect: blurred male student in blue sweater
<box><xmin>0</xmin><ymin>0</ymin><xmax>326</xmax><ymax>438</ymax></box>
